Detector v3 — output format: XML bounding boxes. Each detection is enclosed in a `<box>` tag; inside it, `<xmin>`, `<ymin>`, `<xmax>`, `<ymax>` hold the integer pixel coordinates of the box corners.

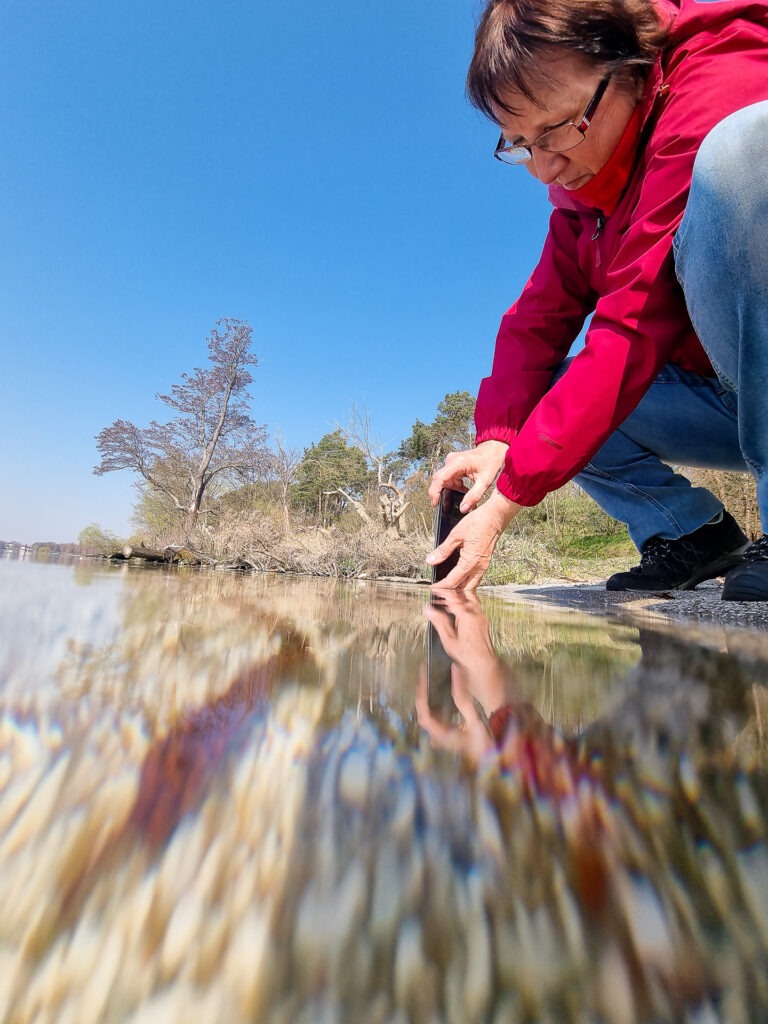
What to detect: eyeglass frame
<box><xmin>493</xmin><ymin>74</ymin><xmax>612</xmax><ymax>165</ymax></box>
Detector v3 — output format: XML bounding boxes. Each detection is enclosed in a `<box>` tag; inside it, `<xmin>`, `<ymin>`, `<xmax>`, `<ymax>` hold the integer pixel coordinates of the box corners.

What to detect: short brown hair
<box><xmin>467</xmin><ymin>0</ymin><xmax>669</xmax><ymax>120</ymax></box>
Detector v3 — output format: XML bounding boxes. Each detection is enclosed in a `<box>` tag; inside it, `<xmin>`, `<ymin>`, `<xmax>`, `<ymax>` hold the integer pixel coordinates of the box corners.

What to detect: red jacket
<box><xmin>475</xmin><ymin>0</ymin><xmax>768</xmax><ymax>507</ymax></box>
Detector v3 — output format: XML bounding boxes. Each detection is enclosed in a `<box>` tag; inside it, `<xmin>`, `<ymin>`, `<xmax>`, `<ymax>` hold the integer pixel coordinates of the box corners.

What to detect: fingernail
<box><xmin>460</xmin><ymin>503</ymin><xmax>468</xmax><ymax>513</ymax></box>
<box><xmin>425</xmin><ymin>554</ymin><xmax>435</xmax><ymax>565</ymax></box>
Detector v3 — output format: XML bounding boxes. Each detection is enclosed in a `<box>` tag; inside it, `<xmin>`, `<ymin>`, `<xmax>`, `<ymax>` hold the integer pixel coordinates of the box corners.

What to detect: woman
<box><xmin>427</xmin><ymin>0</ymin><xmax>768</xmax><ymax>600</ymax></box>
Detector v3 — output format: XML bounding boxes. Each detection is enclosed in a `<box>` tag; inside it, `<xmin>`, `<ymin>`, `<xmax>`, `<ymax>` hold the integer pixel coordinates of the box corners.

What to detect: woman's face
<box><xmin>494</xmin><ymin>52</ymin><xmax>643</xmax><ymax>190</ymax></box>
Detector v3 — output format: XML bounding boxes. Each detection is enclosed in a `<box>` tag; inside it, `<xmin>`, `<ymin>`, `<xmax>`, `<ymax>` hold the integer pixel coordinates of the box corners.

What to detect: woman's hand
<box><xmin>426</xmin><ymin>489</ymin><xmax>521</xmax><ymax>590</ymax></box>
<box><xmin>428</xmin><ymin>440</ymin><xmax>509</xmax><ymax>513</ymax></box>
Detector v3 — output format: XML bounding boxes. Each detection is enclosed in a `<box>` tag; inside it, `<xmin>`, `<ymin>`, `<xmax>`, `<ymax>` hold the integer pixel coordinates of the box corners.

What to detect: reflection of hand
<box><xmin>424</xmin><ymin>591</ymin><xmax>511</xmax><ymax>712</ymax></box>
<box><xmin>415</xmin><ymin>666</ymin><xmax>496</xmax><ymax>764</ymax></box>
<box><xmin>427</xmin><ymin>490</ymin><xmax>520</xmax><ymax>590</ymax></box>
<box><xmin>417</xmin><ymin>593</ymin><xmax>507</xmax><ymax>764</ymax></box>
<box><xmin>417</xmin><ymin>594</ymin><xmax>571</xmax><ymax>788</ymax></box>
<box><xmin>417</xmin><ymin>592</ymin><xmax>517</xmax><ymax>767</ymax></box>
<box><xmin>428</xmin><ymin>440</ymin><xmax>509</xmax><ymax>513</ymax></box>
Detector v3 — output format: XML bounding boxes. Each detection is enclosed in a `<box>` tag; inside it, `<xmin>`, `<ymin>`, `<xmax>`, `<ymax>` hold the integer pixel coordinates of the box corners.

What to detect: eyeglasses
<box><xmin>494</xmin><ymin>75</ymin><xmax>612</xmax><ymax>166</ymax></box>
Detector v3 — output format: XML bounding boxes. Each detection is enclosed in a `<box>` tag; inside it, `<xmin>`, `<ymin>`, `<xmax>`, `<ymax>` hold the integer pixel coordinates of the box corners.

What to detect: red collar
<box><xmin>567</xmin><ymin>102</ymin><xmax>645</xmax><ymax>215</ymax></box>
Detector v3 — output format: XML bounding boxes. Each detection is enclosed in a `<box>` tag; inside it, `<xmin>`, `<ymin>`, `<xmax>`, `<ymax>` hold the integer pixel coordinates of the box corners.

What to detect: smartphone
<box><xmin>432</xmin><ymin>487</ymin><xmax>468</xmax><ymax>584</ymax></box>
<box><xmin>425</xmin><ymin>488</ymin><xmax>468</xmax><ymax>721</ymax></box>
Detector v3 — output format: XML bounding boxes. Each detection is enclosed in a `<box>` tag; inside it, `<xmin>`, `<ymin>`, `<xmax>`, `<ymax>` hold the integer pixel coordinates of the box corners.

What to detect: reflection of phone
<box><xmin>432</xmin><ymin>488</ymin><xmax>468</xmax><ymax>584</ymax></box>
<box><xmin>426</xmin><ymin>597</ymin><xmax>459</xmax><ymax>722</ymax></box>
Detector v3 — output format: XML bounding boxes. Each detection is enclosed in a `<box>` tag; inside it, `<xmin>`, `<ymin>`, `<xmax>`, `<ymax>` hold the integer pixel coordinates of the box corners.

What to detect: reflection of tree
<box><xmin>60</xmin><ymin>565</ymin><xmax>640</xmax><ymax>731</ymax></box>
<box><xmin>480</xmin><ymin>597</ymin><xmax>641</xmax><ymax>728</ymax></box>
<box><xmin>21</xmin><ymin>574</ymin><xmax>429</xmax><ymax>981</ymax></box>
<box><xmin>71</xmin><ymin>558</ymin><xmax>128</xmax><ymax>588</ymax></box>
<box><xmin>127</xmin><ymin>626</ymin><xmax>314</xmax><ymax>848</ymax></box>
<box><xmin>56</xmin><ymin>571</ymin><xmax>431</xmax><ymax>727</ymax></box>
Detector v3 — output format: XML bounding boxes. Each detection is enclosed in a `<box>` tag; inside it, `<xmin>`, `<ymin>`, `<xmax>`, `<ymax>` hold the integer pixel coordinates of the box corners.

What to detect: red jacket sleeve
<box><xmin>474</xmin><ymin>207</ymin><xmax>596</xmax><ymax>447</ymax></box>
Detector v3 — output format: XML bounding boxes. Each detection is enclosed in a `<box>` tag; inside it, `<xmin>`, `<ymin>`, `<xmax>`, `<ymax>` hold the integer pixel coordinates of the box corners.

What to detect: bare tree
<box><xmin>341</xmin><ymin>404</ymin><xmax>409</xmax><ymax>538</ymax></box>
<box><xmin>323</xmin><ymin>488</ymin><xmax>373</xmax><ymax>525</ymax></box>
<box><xmin>268</xmin><ymin>433</ymin><xmax>303</xmax><ymax>533</ymax></box>
<box><xmin>94</xmin><ymin>319</ymin><xmax>268</xmax><ymax>536</ymax></box>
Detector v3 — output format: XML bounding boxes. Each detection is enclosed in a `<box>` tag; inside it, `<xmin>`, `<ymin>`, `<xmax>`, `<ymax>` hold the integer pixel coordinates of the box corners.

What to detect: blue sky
<box><xmin>0</xmin><ymin>0</ymin><xmax>553</xmax><ymax>543</ymax></box>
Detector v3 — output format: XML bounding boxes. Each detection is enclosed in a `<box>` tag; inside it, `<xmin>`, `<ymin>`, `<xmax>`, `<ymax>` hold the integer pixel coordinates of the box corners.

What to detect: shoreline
<box><xmin>483</xmin><ymin>577</ymin><xmax>768</xmax><ymax>647</ymax></box>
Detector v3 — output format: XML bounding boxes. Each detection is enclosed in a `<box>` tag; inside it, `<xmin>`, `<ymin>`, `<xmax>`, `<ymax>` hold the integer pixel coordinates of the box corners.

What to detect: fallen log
<box><xmin>112</xmin><ymin>544</ymin><xmax>214</xmax><ymax>566</ymax></box>
<box><xmin>119</xmin><ymin>544</ymin><xmax>178</xmax><ymax>563</ymax></box>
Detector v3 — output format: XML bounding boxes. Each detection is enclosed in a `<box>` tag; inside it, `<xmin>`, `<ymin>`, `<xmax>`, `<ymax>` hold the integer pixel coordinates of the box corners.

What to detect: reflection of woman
<box><xmin>428</xmin><ymin>0</ymin><xmax>768</xmax><ymax>601</ymax></box>
<box><xmin>417</xmin><ymin>590</ymin><xmax>767</xmax><ymax>792</ymax></box>
<box><xmin>418</xmin><ymin>591</ymin><xmax>767</xmax><ymax>767</ymax></box>
<box><xmin>416</xmin><ymin>591</ymin><xmax>768</xmax><ymax>1017</ymax></box>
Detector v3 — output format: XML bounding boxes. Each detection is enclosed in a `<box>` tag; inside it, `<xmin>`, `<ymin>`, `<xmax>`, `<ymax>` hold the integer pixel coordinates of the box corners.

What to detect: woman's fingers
<box><xmin>427</xmin><ymin>509</ymin><xmax>477</xmax><ymax>581</ymax></box>
<box><xmin>428</xmin><ymin>440</ymin><xmax>509</xmax><ymax>507</ymax></box>
<box><xmin>427</xmin><ymin>589</ymin><xmax>479</xmax><ymax>618</ymax></box>
<box><xmin>433</xmin><ymin>550</ymin><xmax>492</xmax><ymax>591</ymax></box>
<box><xmin>459</xmin><ymin>474</ymin><xmax>494</xmax><ymax>512</ymax></box>
<box><xmin>428</xmin><ymin>457</ymin><xmax>470</xmax><ymax>505</ymax></box>
<box><xmin>423</xmin><ymin>601</ymin><xmax>459</xmax><ymax>650</ymax></box>
<box><xmin>428</xmin><ymin>521</ymin><xmax>494</xmax><ymax>591</ymax></box>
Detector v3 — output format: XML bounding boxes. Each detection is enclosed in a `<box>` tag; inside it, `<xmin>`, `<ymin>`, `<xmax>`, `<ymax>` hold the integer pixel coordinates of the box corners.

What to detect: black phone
<box><xmin>425</xmin><ymin>489</ymin><xmax>468</xmax><ymax>721</ymax></box>
<box><xmin>432</xmin><ymin>487</ymin><xmax>467</xmax><ymax>584</ymax></box>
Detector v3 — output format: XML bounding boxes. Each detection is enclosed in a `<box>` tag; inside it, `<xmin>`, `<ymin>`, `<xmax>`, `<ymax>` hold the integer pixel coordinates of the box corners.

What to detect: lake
<box><xmin>1</xmin><ymin>556</ymin><xmax>768</xmax><ymax>1023</ymax></box>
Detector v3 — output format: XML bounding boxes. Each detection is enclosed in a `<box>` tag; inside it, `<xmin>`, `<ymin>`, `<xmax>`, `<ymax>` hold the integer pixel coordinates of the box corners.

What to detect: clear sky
<box><xmin>0</xmin><ymin>0</ymin><xmax>553</xmax><ymax>544</ymax></box>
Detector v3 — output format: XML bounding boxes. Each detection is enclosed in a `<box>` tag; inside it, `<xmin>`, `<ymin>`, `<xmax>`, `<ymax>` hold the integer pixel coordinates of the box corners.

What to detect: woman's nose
<box><xmin>527</xmin><ymin>147</ymin><xmax>569</xmax><ymax>185</ymax></box>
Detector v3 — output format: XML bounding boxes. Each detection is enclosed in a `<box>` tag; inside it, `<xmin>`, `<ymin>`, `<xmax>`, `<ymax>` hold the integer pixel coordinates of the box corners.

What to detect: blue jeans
<box><xmin>571</xmin><ymin>100</ymin><xmax>768</xmax><ymax>551</ymax></box>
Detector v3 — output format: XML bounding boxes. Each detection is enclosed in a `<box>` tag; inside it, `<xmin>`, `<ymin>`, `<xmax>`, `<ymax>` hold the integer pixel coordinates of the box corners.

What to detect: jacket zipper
<box><xmin>592</xmin><ymin>211</ymin><xmax>605</xmax><ymax>267</ymax></box>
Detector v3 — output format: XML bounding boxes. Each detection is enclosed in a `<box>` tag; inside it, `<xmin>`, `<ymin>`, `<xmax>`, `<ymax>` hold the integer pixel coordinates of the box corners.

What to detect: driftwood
<box><xmin>111</xmin><ymin>544</ymin><xmax>214</xmax><ymax>567</ymax></box>
<box><xmin>120</xmin><ymin>545</ymin><xmax>174</xmax><ymax>563</ymax></box>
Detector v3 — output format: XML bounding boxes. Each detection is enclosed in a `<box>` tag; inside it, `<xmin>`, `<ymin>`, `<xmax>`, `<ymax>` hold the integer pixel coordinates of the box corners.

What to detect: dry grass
<box><xmin>190</xmin><ymin>493</ymin><xmax>633</xmax><ymax>586</ymax></box>
<box><xmin>132</xmin><ymin>485</ymin><xmax>642</xmax><ymax>586</ymax></box>
<box><xmin>198</xmin><ymin>509</ymin><xmax>431</xmax><ymax>580</ymax></box>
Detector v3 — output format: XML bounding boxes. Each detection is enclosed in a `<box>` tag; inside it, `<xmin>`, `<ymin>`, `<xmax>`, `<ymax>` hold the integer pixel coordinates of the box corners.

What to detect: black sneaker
<box><xmin>606</xmin><ymin>512</ymin><xmax>749</xmax><ymax>592</ymax></box>
<box><xmin>722</xmin><ymin>534</ymin><xmax>768</xmax><ymax>601</ymax></box>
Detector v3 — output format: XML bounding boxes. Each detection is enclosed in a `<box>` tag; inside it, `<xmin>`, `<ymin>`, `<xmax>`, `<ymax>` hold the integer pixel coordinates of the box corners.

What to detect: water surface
<box><xmin>1</xmin><ymin>557</ymin><xmax>768</xmax><ymax>1023</ymax></box>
